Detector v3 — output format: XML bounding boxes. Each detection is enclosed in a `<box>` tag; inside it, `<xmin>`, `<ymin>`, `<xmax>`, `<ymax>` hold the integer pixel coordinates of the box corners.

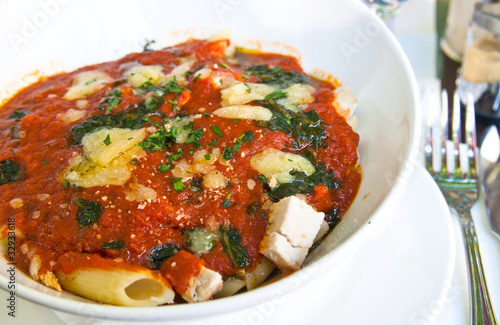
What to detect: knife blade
<box><xmin>480</xmin><ymin>125</ymin><xmax>500</xmax><ymax>239</ymax></box>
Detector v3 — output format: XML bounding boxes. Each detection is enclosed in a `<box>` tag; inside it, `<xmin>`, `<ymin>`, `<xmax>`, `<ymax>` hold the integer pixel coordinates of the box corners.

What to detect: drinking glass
<box><xmin>458</xmin><ymin>3</ymin><xmax>500</xmax><ymax>125</ymax></box>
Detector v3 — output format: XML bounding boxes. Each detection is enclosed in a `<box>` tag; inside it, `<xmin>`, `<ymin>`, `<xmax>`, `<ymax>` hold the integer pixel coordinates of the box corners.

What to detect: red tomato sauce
<box><xmin>0</xmin><ymin>39</ymin><xmax>360</xmax><ymax>296</ymax></box>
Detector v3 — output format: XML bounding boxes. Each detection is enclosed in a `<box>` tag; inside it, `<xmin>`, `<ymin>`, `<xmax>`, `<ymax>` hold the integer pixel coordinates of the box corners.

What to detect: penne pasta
<box><xmin>245</xmin><ymin>257</ymin><xmax>275</xmax><ymax>291</ymax></box>
<box><xmin>56</xmin><ymin>268</ymin><xmax>174</xmax><ymax>307</ymax></box>
<box><xmin>55</xmin><ymin>253</ymin><xmax>174</xmax><ymax>307</ymax></box>
<box><xmin>213</xmin><ymin>276</ymin><xmax>246</xmax><ymax>299</ymax></box>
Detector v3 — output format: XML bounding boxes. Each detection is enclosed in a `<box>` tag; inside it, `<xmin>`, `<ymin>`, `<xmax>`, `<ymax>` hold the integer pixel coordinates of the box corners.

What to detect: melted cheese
<box><xmin>250</xmin><ymin>148</ymin><xmax>315</xmax><ymax>183</ymax></box>
<box><xmin>213</xmin><ymin>105</ymin><xmax>272</xmax><ymax>121</ymax></box>
<box><xmin>220</xmin><ymin>82</ymin><xmax>275</xmax><ymax>106</ymax></box>
<box><xmin>61</xmin><ymin>128</ymin><xmax>147</xmax><ymax>187</ymax></box>
<box><xmin>63</xmin><ymin>70</ymin><xmax>113</xmax><ymax>100</ymax></box>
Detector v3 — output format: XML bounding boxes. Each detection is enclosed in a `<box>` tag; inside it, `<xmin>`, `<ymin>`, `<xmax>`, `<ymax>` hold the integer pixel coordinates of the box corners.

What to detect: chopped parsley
<box><xmin>138</xmin><ymin>129</ymin><xmax>176</xmax><ymax>153</ymax></box>
<box><xmin>158</xmin><ymin>164</ymin><xmax>170</xmax><ymax>172</ymax></box>
<box><xmin>99</xmin><ymin>90</ymin><xmax>122</xmax><ymax>114</ymax></box>
<box><xmin>210</xmin><ymin>125</ymin><xmax>223</xmax><ymax>137</ymax></box>
<box><xmin>222</xmin><ymin>193</ymin><xmax>232</xmax><ymax>207</ymax></box>
<box><xmin>103</xmin><ymin>134</ymin><xmax>111</xmax><ymax>146</ymax></box>
<box><xmin>184</xmin><ymin>128</ymin><xmax>204</xmax><ymax>149</ymax></box>
<box><xmin>170</xmin><ymin>177</ymin><xmax>185</xmax><ymax>192</ymax></box>
<box><xmin>41</xmin><ymin>160</ymin><xmax>49</xmax><ymax>165</ymax></box>
<box><xmin>219</xmin><ymin>62</ymin><xmax>232</xmax><ymax>70</ymax></box>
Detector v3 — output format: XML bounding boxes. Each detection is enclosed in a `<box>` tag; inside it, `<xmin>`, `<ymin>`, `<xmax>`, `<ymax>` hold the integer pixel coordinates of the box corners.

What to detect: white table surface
<box><xmin>1</xmin><ymin>1</ymin><xmax>500</xmax><ymax>324</ymax></box>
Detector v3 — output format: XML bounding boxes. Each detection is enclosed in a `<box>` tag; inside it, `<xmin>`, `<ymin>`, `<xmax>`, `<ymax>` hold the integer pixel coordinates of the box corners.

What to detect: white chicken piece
<box><xmin>182</xmin><ymin>266</ymin><xmax>224</xmax><ymax>303</ymax></box>
<box><xmin>259</xmin><ymin>196</ymin><xmax>325</xmax><ymax>272</ymax></box>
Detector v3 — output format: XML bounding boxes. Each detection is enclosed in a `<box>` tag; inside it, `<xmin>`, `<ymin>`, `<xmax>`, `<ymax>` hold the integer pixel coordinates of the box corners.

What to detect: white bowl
<box><xmin>0</xmin><ymin>0</ymin><xmax>420</xmax><ymax>321</ymax></box>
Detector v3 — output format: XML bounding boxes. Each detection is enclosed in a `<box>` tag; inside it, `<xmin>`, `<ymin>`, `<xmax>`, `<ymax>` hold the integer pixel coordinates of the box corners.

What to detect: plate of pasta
<box><xmin>0</xmin><ymin>0</ymin><xmax>419</xmax><ymax>321</ymax></box>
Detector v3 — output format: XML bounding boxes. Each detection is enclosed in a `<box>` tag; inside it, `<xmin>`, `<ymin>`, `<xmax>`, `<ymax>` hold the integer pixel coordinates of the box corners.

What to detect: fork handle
<box><xmin>458</xmin><ymin>209</ymin><xmax>498</xmax><ymax>325</ymax></box>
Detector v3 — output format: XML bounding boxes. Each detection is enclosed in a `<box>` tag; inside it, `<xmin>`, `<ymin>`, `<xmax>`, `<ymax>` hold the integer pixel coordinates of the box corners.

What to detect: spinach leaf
<box><xmin>148</xmin><ymin>243</ymin><xmax>181</xmax><ymax>269</ymax></box>
<box><xmin>247</xmin><ymin>65</ymin><xmax>309</xmax><ymax>88</ymax></box>
<box><xmin>8</xmin><ymin>109</ymin><xmax>28</xmax><ymax>121</ymax></box>
<box><xmin>262</xmin><ymin>154</ymin><xmax>340</xmax><ymax>201</ymax></box>
<box><xmin>101</xmin><ymin>241</ymin><xmax>125</xmax><ymax>250</ymax></box>
<box><xmin>219</xmin><ymin>225</ymin><xmax>250</xmax><ymax>268</ymax></box>
<box><xmin>255</xmin><ymin>99</ymin><xmax>325</xmax><ymax>149</ymax></box>
<box><xmin>0</xmin><ymin>160</ymin><xmax>22</xmax><ymax>185</ymax></box>
<box><xmin>70</xmin><ymin>107</ymin><xmax>157</xmax><ymax>145</ymax></box>
<box><xmin>73</xmin><ymin>198</ymin><xmax>102</xmax><ymax>227</ymax></box>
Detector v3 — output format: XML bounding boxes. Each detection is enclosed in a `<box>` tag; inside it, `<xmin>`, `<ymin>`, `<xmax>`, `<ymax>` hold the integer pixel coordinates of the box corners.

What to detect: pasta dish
<box><xmin>0</xmin><ymin>36</ymin><xmax>360</xmax><ymax>306</ymax></box>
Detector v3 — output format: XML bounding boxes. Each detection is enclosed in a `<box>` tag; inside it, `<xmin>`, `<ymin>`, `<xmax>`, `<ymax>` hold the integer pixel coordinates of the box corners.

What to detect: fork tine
<box><xmin>447</xmin><ymin>90</ymin><xmax>461</xmax><ymax>176</ymax></box>
<box><xmin>465</xmin><ymin>92</ymin><xmax>477</xmax><ymax>178</ymax></box>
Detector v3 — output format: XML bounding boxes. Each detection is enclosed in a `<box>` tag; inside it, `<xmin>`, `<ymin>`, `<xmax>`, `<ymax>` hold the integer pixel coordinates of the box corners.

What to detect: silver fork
<box><xmin>425</xmin><ymin>89</ymin><xmax>498</xmax><ymax>325</ymax></box>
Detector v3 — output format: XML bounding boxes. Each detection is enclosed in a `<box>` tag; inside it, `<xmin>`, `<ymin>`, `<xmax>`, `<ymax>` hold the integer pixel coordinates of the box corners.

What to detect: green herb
<box><xmin>8</xmin><ymin>109</ymin><xmax>28</xmax><ymax>121</ymax></box>
<box><xmin>98</xmin><ymin>90</ymin><xmax>122</xmax><ymax>114</ymax></box>
<box><xmin>193</xmin><ymin>73</ymin><xmax>201</xmax><ymax>82</ymax></box>
<box><xmin>185</xmin><ymin>64</ymin><xmax>206</xmax><ymax>78</ymax></box>
<box><xmin>258</xmin><ymin>174</ymin><xmax>267</xmax><ymax>185</ymax></box>
<box><xmin>185</xmin><ymin>228</ymin><xmax>216</xmax><ymax>255</ymax></box>
<box><xmin>184</xmin><ymin>128</ymin><xmax>204</xmax><ymax>148</ymax></box>
<box><xmin>219</xmin><ymin>62</ymin><xmax>232</xmax><ymax>70</ymax></box>
<box><xmin>204</xmin><ymin>153</ymin><xmax>211</xmax><ymax>161</ymax></box>
<box><xmin>219</xmin><ymin>225</ymin><xmax>250</xmax><ymax>268</ymax></box>
<box><xmin>166</xmin><ymin>100</ymin><xmax>179</xmax><ymax>112</ymax></box>
<box><xmin>101</xmin><ymin>241</ymin><xmax>125</xmax><ymax>250</ymax></box>
<box><xmin>171</xmin><ymin>177</ymin><xmax>185</xmax><ymax>192</ymax></box>
<box><xmin>158</xmin><ymin>164</ymin><xmax>170</xmax><ymax>172</ymax></box>
<box><xmin>138</xmin><ymin>129</ymin><xmax>176</xmax><ymax>153</ymax></box>
<box><xmin>222</xmin><ymin>147</ymin><xmax>233</xmax><ymax>160</ymax></box>
<box><xmin>264</xmin><ymin>91</ymin><xmax>288</xmax><ymax>101</ymax></box>
<box><xmin>233</xmin><ymin>119</ymin><xmax>240</xmax><ymax>123</ymax></box>
<box><xmin>0</xmin><ymin>160</ymin><xmax>22</xmax><ymax>185</ymax></box>
<box><xmin>210</xmin><ymin>125</ymin><xmax>223</xmax><ymax>137</ymax></box>
<box><xmin>244</xmin><ymin>83</ymin><xmax>252</xmax><ymax>93</ymax></box>
<box><xmin>143</xmin><ymin>39</ymin><xmax>156</xmax><ymax>52</ymax></box>
<box><xmin>246</xmin><ymin>65</ymin><xmax>309</xmax><ymax>88</ymax></box>
<box><xmin>255</xmin><ymin>99</ymin><xmax>325</xmax><ymax>149</ymax></box>
<box><xmin>73</xmin><ymin>198</ymin><xmax>102</xmax><ymax>227</ymax></box>
<box><xmin>261</xmin><ymin>155</ymin><xmax>340</xmax><ymax>201</ymax></box>
<box><xmin>208</xmin><ymin>138</ymin><xmax>218</xmax><ymax>147</ymax></box>
<box><xmin>189</xmin><ymin>177</ymin><xmax>204</xmax><ymax>193</ymax></box>
<box><xmin>325</xmin><ymin>208</ymin><xmax>341</xmax><ymax>230</ymax></box>
<box><xmin>259</xmin><ymin>212</ymin><xmax>266</xmax><ymax>218</ymax></box>
<box><xmin>232</xmin><ymin>142</ymin><xmax>241</xmax><ymax>152</ymax></box>
<box><xmin>246</xmin><ymin>201</ymin><xmax>261</xmax><ymax>216</ymax></box>
<box><xmin>242</xmin><ymin>131</ymin><xmax>254</xmax><ymax>142</ymax></box>
<box><xmin>103</xmin><ymin>134</ymin><xmax>111</xmax><ymax>146</ymax></box>
<box><xmin>148</xmin><ymin>243</ymin><xmax>180</xmax><ymax>269</ymax></box>
<box><xmin>41</xmin><ymin>160</ymin><xmax>49</xmax><ymax>165</ymax></box>
<box><xmin>84</xmin><ymin>78</ymin><xmax>97</xmax><ymax>86</ymax></box>
<box><xmin>222</xmin><ymin>192</ymin><xmax>232</xmax><ymax>207</ymax></box>
<box><xmin>63</xmin><ymin>180</ymin><xmax>71</xmax><ymax>188</ymax></box>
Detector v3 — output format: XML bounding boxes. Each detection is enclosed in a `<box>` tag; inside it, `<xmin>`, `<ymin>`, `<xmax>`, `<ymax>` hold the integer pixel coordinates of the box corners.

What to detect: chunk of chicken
<box><xmin>260</xmin><ymin>196</ymin><xmax>325</xmax><ymax>272</ymax></box>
